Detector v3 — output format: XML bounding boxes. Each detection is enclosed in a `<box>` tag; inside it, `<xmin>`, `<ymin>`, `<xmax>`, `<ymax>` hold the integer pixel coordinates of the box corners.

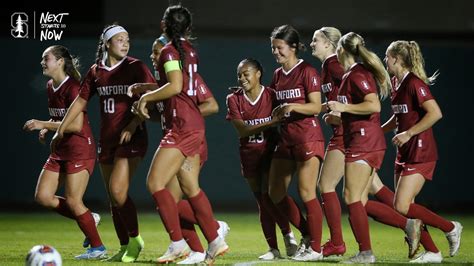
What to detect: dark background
<box><xmin>2</xmin><ymin>0</ymin><xmax>473</xmax><ymax>212</ymax></box>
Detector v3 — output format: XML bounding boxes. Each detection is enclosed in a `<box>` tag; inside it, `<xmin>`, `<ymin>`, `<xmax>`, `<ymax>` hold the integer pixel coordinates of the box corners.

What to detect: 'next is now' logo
<box><xmin>11</xmin><ymin>11</ymin><xmax>69</xmax><ymax>41</ymax></box>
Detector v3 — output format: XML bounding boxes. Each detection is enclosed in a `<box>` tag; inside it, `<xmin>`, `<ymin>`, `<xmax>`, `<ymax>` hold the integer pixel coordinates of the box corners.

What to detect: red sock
<box><xmin>277</xmin><ymin>196</ymin><xmax>308</xmax><ymax>236</ymax></box>
<box><xmin>178</xmin><ymin>200</ymin><xmax>220</xmax><ymax>231</ymax></box>
<box><xmin>347</xmin><ymin>201</ymin><xmax>371</xmax><ymax>251</ymax></box>
<box><xmin>118</xmin><ymin>196</ymin><xmax>139</xmax><ymax>237</ymax></box>
<box><xmin>420</xmin><ymin>225</ymin><xmax>439</xmax><ymax>253</ymax></box>
<box><xmin>321</xmin><ymin>192</ymin><xmax>344</xmax><ymax>245</ymax></box>
<box><xmin>76</xmin><ymin>210</ymin><xmax>103</xmax><ymax>247</ymax></box>
<box><xmin>406</xmin><ymin>204</ymin><xmax>454</xmax><ymax>233</ymax></box>
<box><xmin>255</xmin><ymin>192</ymin><xmax>278</xmax><ymax>249</ymax></box>
<box><xmin>152</xmin><ymin>189</ymin><xmax>182</xmax><ymax>241</ymax></box>
<box><xmin>374</xmin><ymin>186</ymin><xmax>395</xmax><ymax>207</ymax></box>
<box><xmin>54</xmin><ymin>197</ymin><xmax>75</xmax><ymax>219</ymax></box>
<box><xmin>111</xmin><ymin>205</ymin><xmax>129</xmax><ymax>245</ymax></box>
<box><xmin>366</xmin><ymin>200</ymin><xmax>407</xmax><ymax>229</ymax></box>
<box><xmin>304</xmin><ymin>198</ymin><xmax>323</xmax><ymax>252</ymax></box>
<box><xmin>262</xmin><ymin>193</ymin><xmax>291</xmax><ymax>235</ymax></box>
<box><xmin>188</xmin><ymin>190</ymin><xmax>218</xmax><ymax>242</ymax></box>
<box><xmin>180</xmin><ymin>218</ymin><xmax>205</xmax><ymax>253</ymax></box>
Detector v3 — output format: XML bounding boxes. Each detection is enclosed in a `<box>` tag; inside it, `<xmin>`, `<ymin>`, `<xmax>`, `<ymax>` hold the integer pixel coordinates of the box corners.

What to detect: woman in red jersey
<box><xmin>51</xmin><ymin>25</ymin><xmax>156</xmax><ymax>262</ymax></box>
<box><xmin>384</xmin><ymin>40</ymin><xmax>462</xmax><ymax>263</ymax></box>
<box><xmin>267</xmin><ymin>24</ymin><xmax>325</xmax><ymax>262</ymax></box>
<box><xmin>313</xmin><ymin>27</ymin><xmax>422</xmax><ymax>260</ymax></box>
<box><xmin>226</xmin><ymin>58</ymin><xmax>298</xmax><ymax>260</ymax></box>
<box><xmin>23</xmin><ymin>45</ymin><xmax>105</xmax><ymax>260</ymax></box>
<box><xmin>327</xmin><ymin>32</ymin><xmax>391</xmax><ymax>263</ymax></box>
<box><xmin>135</xmin><ymin>6</ymin><xmax>227</xmax><ymax>264</ymax></box>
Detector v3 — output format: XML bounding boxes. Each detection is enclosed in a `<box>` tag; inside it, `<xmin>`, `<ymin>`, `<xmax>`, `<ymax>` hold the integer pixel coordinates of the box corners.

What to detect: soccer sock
<box><xmin>420</xmin><ymin>225</ymin><xmax>439</xmax><ymax>253</ymax></box>
<box><xmin>347</xmin><ymin>201</ymin><xmax>372</xmax><ymax>251</ymax></box>
<box><xmin>53</xmin><ymin>197</ymin><xmax>75</xmax><ymax>219</ymax></box>
<box><xmin>255</xmin><ymin>192</ymin><xmax>278</xmax><ymax>250</ymax></box>
<box><xmin>365</xmin><ymin>200</ymin><xmax>407</xmax><ymax>229</ymax></box>
<box><xmin>277</xmin><ymin>196</ymin><xmax>308</xmax><ymax>236</ymax></box>
<box><xmin>180</xmin><ymin>218</ymin><xmax>205</xmax><ymax>253</ymax></box>
<box><xmin>76</xmin><ymin>210</ymin><xmax>103</xmax><ymax>248</ymax></box>
<box><xmin>178</xmin><ymin>200</ymin><xmax>220</xmax><ymax>231</ymax></box>
<box><xmin>321</xmin><ymin>192</ymin><xmax>344</xmax><ymax>245</ymax></box>
<box><xmin>262</xmin><ymin>193</ymin><xmax>291</xmax><ymax>235</ymax></box>
<box><xmin>406</xmin><ymin>203</ymin><xmax>454</xmax><ymax>233</ymax></box>
<box><xmin>111</xmin><ymin>205</ymin><xmax>129</xmax><ymax>245</ymax></box>
<box><xmin>374</xmin><ymin>186</ymin><xmax>395</xmax><ymax>207</ymax></box>
<box><xmin>152</xmin><ymin>189</ymin><xmax>182</xmax><ymax>241</ymax></box>
<box><xmin>118</xmin><ymin>196</ymin><xmax>139</xmax><ymax>237</ymax></box>
<box><xmin>304</xmin><ymin>198</ymin><xmax>323</xmax><ymax>252</ymax></box>
<box><xmin>188</xmin><ymin>190</ymin><xmax>219</xmax><ymax>243</ymax></box>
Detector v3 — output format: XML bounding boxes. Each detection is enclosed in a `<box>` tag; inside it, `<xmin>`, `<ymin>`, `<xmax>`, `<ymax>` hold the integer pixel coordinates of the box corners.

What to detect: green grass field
<box><xmin>2</xmin><ymin>212</ymin><xmax>473</xmax><ymax>265</ymax></box>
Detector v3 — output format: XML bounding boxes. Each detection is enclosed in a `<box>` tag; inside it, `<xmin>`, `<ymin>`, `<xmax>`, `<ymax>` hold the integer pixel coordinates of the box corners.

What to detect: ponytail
<box><xmin>48</xmin><ymin>45</ymin><xmax>81</xmax><ymax>81</ymax></box>
<box><xmin>163</xmin><ymin>5</ymin><xmax>192</xmax><ymax>67</ymax></box>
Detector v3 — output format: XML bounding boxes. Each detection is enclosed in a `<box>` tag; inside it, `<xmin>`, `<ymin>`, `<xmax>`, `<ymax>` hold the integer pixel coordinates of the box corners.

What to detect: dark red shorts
<box><xmin>240</xmin><ymin>146</ymin><xmax>272</xmax><ymax>178</ymax></box>
<box><xmin>273</xmin><ymin>141</ymin><xmax>325</xmax><ymax>162</ymax></box>
<box><xmin>199</xmin><ymin>138</ymin><xmax>208</xmax><ymax>168</ymax></box>
<box><xmin>43</xmin><ymin>157</ymin><xmax>95</xmax><ymax>175</ymax></box>
<box><xmin>327</xmin><ymin>134</ymin><xmax>345</xmax><ymax>153</ymax></box>
<box><xmin>98</xmin><ymin>142</ymin><xmax>147</xmax><ymax>164</ymax></box>
<box><xmin>345</xmin><ymin>150</ymin><xmax>385</xmax><ymax>170</ymax></box>
<box><xmin>395</xmin><ymin>161</ymin><xmax>436</xmax><ymax>181</ymax></box>
<box><xmin>160</xmin><ymin>130</ymin><xmax>205</xmax><ymax>158</ymax></box>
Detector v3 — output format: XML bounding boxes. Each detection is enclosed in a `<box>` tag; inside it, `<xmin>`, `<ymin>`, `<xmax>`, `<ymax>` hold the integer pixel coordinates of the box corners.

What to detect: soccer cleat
<box><xmin>177</xmin><ymin>251</ymin><xmax>206</xmax><ymax>264</ymax></box>
<box><xmin>204</xmin><ymin>237</ymin><xmax>229</xmax><ymax>265</ymax></box>
<box><xmin>291</xmin><ymin>246</ymin><xmax>323</xmax><ymax>261</ymax></box>
<box><xmin>217</xmin><ymin>220</ymin><xmax>230</xmax><ymax>238</ymax></box>
<box><xmin>157</xmin><ymin>240</ymin><xmax>191</xmax><ymax>264</ymax></box>
<box><xmin>404</xmin><ymin>218</ymin><xmax>423</xmax><ymax>258</ymax></box>
<box><xmin>103</xmin><ymin>245</ymin><xmax>127</xmax><ymax>262</ymax></box>
<box><xmin>322</xmin><ymin>240</ymin><xmax>346</xmax><ymax>257</ymax></box>
<box><xmin>409</xmin><ymin>251</ymin><xmax>443</xmax><ymax>263</ymax></box>
<box><xmin>258</xmin><ymin>249</ymin><xmax>281</xmax><ymax>260</ymax></box>
<box><xmin>75</xmin><ymin>245</ymin><xmax>107</xmax><ymax>260</ymax></box>
<box><xmin>342</xmin><ymin>250</ymin><xmax>376</xmax><ymax>264</ymax></box>
<box><xmin>293</xmin><ymin>235</ymin><xmax>311</xmax><ymax>258</ymax></box>
<box><xmin>283</xmin><ymin>232</ymin><xmax>298</xmax><ymax>257</ymax></box>
<box><xmin>445</xmin><ymin>221</ymin><xmax>463</xmax><ymax>256</ymax></box>
<box><xmin>122</xmin><ymin>234</ymin><xmax>144</xmax><ymax>262</ymax></box>
<box><xmin>82</xmin><ymin>212</ymin><xmax>101</xmax><ymax>248</ymax></box>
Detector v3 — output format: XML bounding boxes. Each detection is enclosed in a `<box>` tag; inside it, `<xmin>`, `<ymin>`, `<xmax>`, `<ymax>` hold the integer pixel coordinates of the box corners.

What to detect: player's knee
<box><xmin>298</xmin><ymin>186</ymin><xmax>315</xmax><ymax>202</ymax></box>
<box><xmin>394</xmin><ymin>199</ymin><xmax>409</xmax><ymax>215</ymax></box>
<box><xmin>65</xmin><ymin>197</ymin><xmax>83</xmax><ymax>212</ymax></box>
<box><xmin>343</xmin><ymin>188</ymin><xmax>358</xmax><ymax>204</ymax></box>
<box><xmin>34</xmin><ymin>191</ymin><xmax>54</xmax><ymax>207</ymax></box>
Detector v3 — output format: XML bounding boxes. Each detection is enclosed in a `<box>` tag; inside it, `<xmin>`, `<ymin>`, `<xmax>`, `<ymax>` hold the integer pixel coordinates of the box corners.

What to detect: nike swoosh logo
<box><xmin>407</xmin><ymin>168</ymin><xmax>416</xmax><ymax>171</ymax></box>
<box><xmin>351</xmin><ymin>154</ymin><xmax>360</xmax><ymax>157</ymax></box>
<box><xmin>131</xmin><ymin>149</ymin><xmax>139</xmax><ymax>153</ymax></box>
<box><xmin>74</xmin><ymin>164</ymin><xmax>83</xmax><ymax>168</ymax></box>
<box><xmin>166</xmin><ymin>140</ymin><xmax>175</xmax><ymax>144</ymax></box>
<box><xmin>305</xmin><ymin>151</ymin><xmax>313</xmax><ymax>155</ymax></box>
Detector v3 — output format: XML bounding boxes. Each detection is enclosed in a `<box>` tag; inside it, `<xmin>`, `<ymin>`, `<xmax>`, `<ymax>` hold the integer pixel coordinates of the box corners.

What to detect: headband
<box><xmin>101</xmin><ymin>25</ymin><xmax>128</xmax><ymax>63</ymax></box>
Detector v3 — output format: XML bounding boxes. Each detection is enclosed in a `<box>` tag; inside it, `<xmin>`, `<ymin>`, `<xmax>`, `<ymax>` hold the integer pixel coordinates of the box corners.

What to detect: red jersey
<box><xmin>391</xmin><ymin>72</ymin><xmax>437</xmax><ymax>163</ymax></box>
<box><xmin>156</xmin><ymin>40</ymin><xmax>205</xmax><ymax>133</ymax></box>
<box><xmin>47</xmin><ymin>76</ymin><xmax>95</xmax><ymax>160</ymax></box>
<box><xmin>79</xmin><ymin>56</ymin><xmax>155</xmax><ymax>148</ymax></box>
<box><xmin>226</xmin><ymin>86</ymin><xmax>278</xmax><ymax>149</ymax></box>
<box><xmin>270</xmin><ymin>60</ymin><xmax>324</xmax><ymax>145</ymax></box>
<box><xmin>338</xmin><ymin>63</ymin><xmax>386</xmax><ymax>153</ymax></box>
<box><xmin>321</xmin><ymin>54</ymin><xmax>345</xmax><ymax>137</ymax></box>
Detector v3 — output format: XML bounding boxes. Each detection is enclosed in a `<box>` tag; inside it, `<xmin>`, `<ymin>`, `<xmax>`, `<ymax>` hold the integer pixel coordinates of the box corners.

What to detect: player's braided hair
<box><xmin>95</xmin><ymin>24</ymin><xmax>119</xmax><ymax>65</ymax></box>
<box><xmin>49</xmin><ymin>45</ymin><xmax>81</xmax><ymax>81</ymax></box>
<box><xmin>163</xmin><ymin>5</ymin><xmax>192</xmax><ymax>67</ymax></box>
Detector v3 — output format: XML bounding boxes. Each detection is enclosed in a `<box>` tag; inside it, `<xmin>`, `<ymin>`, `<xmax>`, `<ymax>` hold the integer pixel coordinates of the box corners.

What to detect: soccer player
<box><xmin>23</xmin><ymin>45</ymin><xmax>106</xmax><ymax>260</ymax></box>
<box><xmin>226</xmin><ymin>58</ymin><xmax>298</xmax><ymax>260</ymax></box>
<box><xmin>268</xmin><ymin>25</ymin><xmax>325</xmax><ymax>262</ymax></box>
<box><xmin>135</xmin><ymin>5</ymin><xmax>228</xmax><ymax>265</ymax></box>
<box><xmin>51</xmin><ymin>25</ymin><xmax>156</xmax><ymax>262</ymax></box>
<box><xmin>327</xmin><ymin>32</ymin><xmax>391</xmax><ymax>263</ymax></box>
<box><xmin>384</xmin><ymin>40</ymin><xmax>462</xmax><ymax>263</ymax></box>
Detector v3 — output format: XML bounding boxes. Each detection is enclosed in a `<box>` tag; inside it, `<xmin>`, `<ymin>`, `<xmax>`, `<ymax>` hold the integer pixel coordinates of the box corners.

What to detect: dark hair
<box><xmin>239</xmin><ymin>58</ymin><xmax>264</xmax><ymax>82</ymax></box>
<box><xmin>48</xmin><ymin>45</ymin><xmax>81</xmax><ymax>81</ymax></box>
<box><xmin>270</xmin><ymin>25</ymin><xmax>306</xmax><ymax>54</ymax></box>
<box><xmin>95</xmin><ymin>24</ymin><xmax>118</xmax><ymax>64</ymax></box>
<box><xmin>163</xmin><ymin>5</ymin><xmax>192</xmax><ymax>66</ymax></box>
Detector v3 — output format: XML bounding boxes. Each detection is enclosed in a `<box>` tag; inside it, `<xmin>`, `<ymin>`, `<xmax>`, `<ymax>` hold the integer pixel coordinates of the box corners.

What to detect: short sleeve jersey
<box><xmin>391</xmin><ymin>72</ymin><xmax>437</xmax><ymax>163</ymax></box>
<box><xmin>225</xmin><ymin>86</ymin><xmax>278</xmax><ymax>149</ymax></box>
<box><xmin>47</xmin><ymin>77</ymin><xmax>96</xmax><ymax>160</ymax></box>
<box><xmin>270</xmin><ymin>60</ymin><xmax>324</xmax><ymax>145</ymax></box>
<box><xmin>337</xmin><ymin>63</ymin><xmax>386</xmax><ymax>153</ymax></box>
<box><xmin>79</xmin><ymin>56</ymin><xmax>155</xmax><ymax>148</ymax></box>
<box><xmin>155</xmin><ymin>41</ymin><xmax>205</xmax><ymax>133</ymax></box>
<box><xmin>321</xmin><ymin>54</ymin><xmax>345</xmax><ymax>136</ymax></box>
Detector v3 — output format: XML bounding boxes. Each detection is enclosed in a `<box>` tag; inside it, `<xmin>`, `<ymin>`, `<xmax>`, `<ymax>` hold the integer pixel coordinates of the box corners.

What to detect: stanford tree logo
<box><xmin>11</xmin><ymin>12</ymin><xmax>28</xmax><ymax>38</ymax></box>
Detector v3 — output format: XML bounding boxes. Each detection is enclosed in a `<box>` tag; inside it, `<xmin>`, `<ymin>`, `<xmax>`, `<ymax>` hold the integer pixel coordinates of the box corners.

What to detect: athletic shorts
<box><xmin>199</xmin><ymin>138</ymin><xmax>208</xmax><ymax>168</ymax></box>
<box><xmin>239</xmin><ymin>146</ymin><xmax>272</xmax><ymax>178</ymax></box>
<box><xmin>395</xmin><ymin>161</ymin><xmax>436</xmax><ymax>181</ymax></box>
<box><xmin>327</xmin><ymin>134</ymin><xmax>344</xmax><ymax>153</ymax></box>
<box><xmin>160</xmin><ymin>130</ymin><xmax>205</xmax><ymax>158</ymax></box>
<box><xmin>345</xmin><ymin>150</ymin><xmax>385</xmax><ymax>170</ymax></box>
<box><xmin>98</xmin><ymin>142</ymin><xmax>147</xmax><ymax>164</ymax></box>
<box><xmin>273</xmin><ymin>141</ymin><xmax>325</xmax><ymax>162</ymax></box>
<box><xmin>43</xmin><ymin>157</ymin><xmax>95</xmax><ymax>175</ymax></box>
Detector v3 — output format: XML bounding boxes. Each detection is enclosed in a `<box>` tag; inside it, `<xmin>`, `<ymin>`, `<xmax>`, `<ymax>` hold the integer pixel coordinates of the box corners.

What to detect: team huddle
<box><xmin>22</xmin><ymin>4</ymin><xmax>462</xmax><ymax>265</ymax></box>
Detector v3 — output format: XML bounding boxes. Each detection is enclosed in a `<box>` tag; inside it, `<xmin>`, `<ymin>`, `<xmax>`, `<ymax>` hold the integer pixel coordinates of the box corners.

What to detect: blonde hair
<box><xmin>317</xmin><ymin>27</ymin><xmax>341</xmax><ymax>51</ymax></box>
<box><xmin>387</xmin><ymin>40</ymin><xmax>439</xmax><ymax>85</ymax></box>
<box><xmin>338</xmin><ymin>32</ymin><xmax>391</xmax><ymax>99</ymax></box>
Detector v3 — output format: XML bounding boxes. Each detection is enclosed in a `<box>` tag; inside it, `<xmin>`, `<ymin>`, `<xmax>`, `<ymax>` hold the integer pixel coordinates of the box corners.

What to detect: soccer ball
<box><xmin>25</xmin><ymin>245</ymin><xmax>62</xmax><ymax>266</ymax></box>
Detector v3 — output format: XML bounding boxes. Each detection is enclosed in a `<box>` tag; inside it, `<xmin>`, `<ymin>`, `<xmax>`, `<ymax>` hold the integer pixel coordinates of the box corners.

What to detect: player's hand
<box><xmin>50</xmin><ymin>131</ymin><xmax>64</xmax><ymax>154</ymax></box>
<box><xmin>119</xmin><ymin>122</ymin><xmax>137</xmax><ymax>145</ymax></box>
<box><xmin>137</xmin><ymin>96</ymin><xmax>150</xmax><ymax>120</ymax></box>
<box><xmin>23</xmin><ymin>119</ymin><xmax>44</xmax><ymax>131</ymax></box>
<box><xmin>127</xmin><ymin>83</ymin><xmax>144</xmax><ymax>97</ymax></box>
<box><xmin>392</xmin><ymin>131</ymin><xmax>412</xmax><ymax>147</ymax></box>
<box><xmin>131</xmin><ymin>101</ymin><xmax>140</xmax><ymax>115</ymax></box>
<box><xmin>38</xmin><ymin>128</ymin><xmax>48</xmax><ymax>145</ymax></box>
<box><xmin>272</xmin><ymin>103</ymin><xmax>292</xmax><ymax>119</ymax></box>
<box><xmin>327</xmin><ymin>101</ymin><xmax>346</xmax><ymax>113</ymax></box>
<box><xmin>323</xmin><ymin>111</ymin><xmax>342</xmax><ymax>126</ymax></box>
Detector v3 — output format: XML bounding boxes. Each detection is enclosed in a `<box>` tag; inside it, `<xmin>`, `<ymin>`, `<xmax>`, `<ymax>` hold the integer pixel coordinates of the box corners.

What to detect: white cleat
<box><xmin>291</xmin><ymin>246</ymin><xmax>323</xmax><ymax>261</ymax></box>
<box><xmin>177</xmin><ymin>251</ymin><xmax>206</xmax><ymax>264</ymax></box>
<box><xmin>75</xmin><ymin>245</ymin><xmax>107</xmax><ymax>260</ymax></box>
<box><xmin>283</xmin><ymin>232</ymin><xmax>298</xmax><ymax>257</ymax></box>
<box><xmin>293</xmin><ymin>235</ymin><xmax>310</xmax><ymax>258</ymax></box>
<box><xmin>258</xmin><ymin>249</ymin><xmax>281</xmax><ymax>260</ymax></box>
<box><xmin>343</xmin><ymin>250</ymin><xmax>376</xmax><ymax>264</ymax></box>
<box><xmin>217</xmin><ymin>220</ymin><xmax>230</xmax><ymax>238</ymax></box>
<box><xmin>204</xmin><ymin>237</ymin><xmax>229</xmax><ymax>265</ymax></box>
<box><xmin>157</xmin><ymin>240</ymin><xmax>191</xmax><ymax>264</ymax></box>
<box><xmin>409</xmin><ymin>251</ymin><xmax>443</xmax><ymax>263</ymax></box>
<box><xmin>445</xmin><ymin>221</ymin><xmax>463</xmax><ymax>256</ymax></box>
<box><xmin>405</xmin><ymin>218</ymin><xmax>423</xmax><ymax>258</ymax></box>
